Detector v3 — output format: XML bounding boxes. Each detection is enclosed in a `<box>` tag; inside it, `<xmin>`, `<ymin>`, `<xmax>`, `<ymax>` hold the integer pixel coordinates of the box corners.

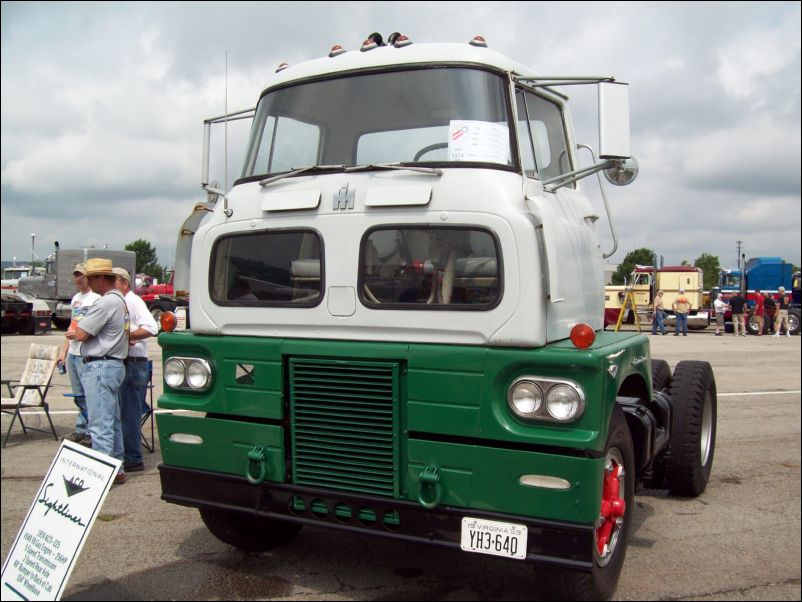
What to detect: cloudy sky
<box><xmin>2</xmin><ymin>1</ymin><xmax>800</xmax><ymax>271</ymax></box>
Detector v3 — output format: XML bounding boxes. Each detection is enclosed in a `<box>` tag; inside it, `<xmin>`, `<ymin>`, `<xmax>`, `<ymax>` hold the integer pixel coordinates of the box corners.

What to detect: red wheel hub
<box><xmin>596</xmin><ymin>463</ymin><xmax>626</xmax><ymax>557</ymax></box>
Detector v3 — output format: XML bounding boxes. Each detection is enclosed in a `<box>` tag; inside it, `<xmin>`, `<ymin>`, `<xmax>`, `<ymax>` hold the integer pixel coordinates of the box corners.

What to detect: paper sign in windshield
<box><xmin>448</xmin><ymin>121</ymin><xmax>509</xmax><ymax>164</ymax></box>
<box><xmin>1</xmin><ymin>441</ymin><xmax>121</xmax><ymax>601</ymax></box>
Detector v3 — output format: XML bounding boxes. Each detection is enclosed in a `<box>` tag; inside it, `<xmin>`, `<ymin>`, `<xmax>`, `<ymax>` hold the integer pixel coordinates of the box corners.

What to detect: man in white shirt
<box><xmin>57</xmin><ymin>263</ymin><xmax>101</xmax><ymax>445</ymax></box>
<box><xmin>113</xmin><ymin>267</ymin><xmax>159</xmax><ymax>472</ymax></box>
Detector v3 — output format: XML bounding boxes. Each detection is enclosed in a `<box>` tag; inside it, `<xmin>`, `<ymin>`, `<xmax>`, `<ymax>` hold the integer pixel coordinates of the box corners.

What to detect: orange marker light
<box><xmin>570</xmin><ymin>323</ymin><xmax>596</xmax><ymax>349</ymax></box>
<box><xmin>161</xmin><ymin>311</ymin><xmax>177</xmax><ymax>333</ymax></box>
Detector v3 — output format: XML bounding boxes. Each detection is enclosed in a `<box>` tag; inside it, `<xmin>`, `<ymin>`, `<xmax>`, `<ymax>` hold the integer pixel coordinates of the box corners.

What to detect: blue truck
<box><xmin>713</xmin><ymin>257</ymin><xmax>799</xmax><ymax>335</ymax></box>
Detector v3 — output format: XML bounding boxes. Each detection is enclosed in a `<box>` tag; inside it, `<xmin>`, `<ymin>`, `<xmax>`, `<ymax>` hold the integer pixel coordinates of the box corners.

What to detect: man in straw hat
<box><xmin>57</xmin><ymin>262</ymin><xmax>100</xmax><ymax>446</ymax></box>
<box><xmin>66</xmin><ymin>258</ymin><xmax>129</xmax><ymax>484</ymax></box>
<box><xmin>113</xmin><ymin>267</ymin><xmax>158</xmax><ymax>473</ymax></box>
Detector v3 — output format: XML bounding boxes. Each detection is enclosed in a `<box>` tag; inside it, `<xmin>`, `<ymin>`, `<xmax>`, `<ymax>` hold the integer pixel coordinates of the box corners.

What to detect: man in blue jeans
<box><xmin>651</xmin><ymin>289</ymin><xmax>667</xmax><ymax>335</ymax></box>
<box><xmin>67</xmin><ymin>258</ymin><xmax>129</xmax><ymax>485</ymax></box>
<box><xmin>57</xmin><ymin>263</ymin><xmax>100</xmax><ymax>445</ymax></box>
<box><xmin>672</xmin><ymin>289</ymin><xmax>690</xmax><ymax>336</ymax></box>
<box><xmin>113</xmin><ymin>267</ymin><xmax>158</xmax><ymax>473</ymax></box>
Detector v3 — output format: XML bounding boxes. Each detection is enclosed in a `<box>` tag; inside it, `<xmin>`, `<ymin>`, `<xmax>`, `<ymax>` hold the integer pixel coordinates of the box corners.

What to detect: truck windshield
<box><xmin>239</xmin><ymin>67</ymin><xmax>513</xmax><ymax>180</ymax></box>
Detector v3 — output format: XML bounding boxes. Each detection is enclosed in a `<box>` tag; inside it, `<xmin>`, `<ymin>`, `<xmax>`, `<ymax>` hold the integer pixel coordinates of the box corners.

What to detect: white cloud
<box><xmin>1</xmin><ymin>1</ymin><xmax>800</xmax><ymax>268</ymax></box>
<box><xmin>717</xmin><ymin>14</ymin><xmax>801</xmax><ymax>102</ymax></box>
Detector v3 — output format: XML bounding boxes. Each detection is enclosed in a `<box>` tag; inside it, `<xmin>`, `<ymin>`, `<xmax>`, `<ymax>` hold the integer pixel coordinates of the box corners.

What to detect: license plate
<box><xmin>460</xmin><ymin>517</ymin><xmax>527</xmax><ymax>559</ymax></box>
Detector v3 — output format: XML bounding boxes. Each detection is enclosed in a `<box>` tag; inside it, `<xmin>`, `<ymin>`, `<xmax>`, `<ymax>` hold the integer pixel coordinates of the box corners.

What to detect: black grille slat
<box><xmin>291</xmin><ymin>358</ymin><xmax>399</xmax><ymax>498</ymax></box>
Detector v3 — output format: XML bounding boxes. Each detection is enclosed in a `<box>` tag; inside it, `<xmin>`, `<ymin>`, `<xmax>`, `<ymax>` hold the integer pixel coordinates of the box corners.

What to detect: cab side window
<box><xmin>516</xmin><ymin>89</ymin><xmax>572</xmax><ymax>182</ymax></box>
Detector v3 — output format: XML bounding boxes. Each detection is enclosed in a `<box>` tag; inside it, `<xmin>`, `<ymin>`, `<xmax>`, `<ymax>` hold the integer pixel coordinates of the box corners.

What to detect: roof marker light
<box><xmin>469</xmin><ymin>35</ymin><xmax>488</xmax><ymax>47</ymax></box>
<box><xmin>570</xmin><ymin>323</ymin><xmax>596</xmax><ymax>349</ymax></box>
<box><xmin>361</xmin><ymin>38</ymin><xmax>379</xmax><ymax>52</ymax></box>
<box><xmin>329</xmin><ymin>44</ymin><xmax>346</xmax><ymax>57</ymax></box>
<box><xmin>275</xmin><ymin>62</ymin><xmax>289</xmax><ymax>73</ymax></box>
<box><xmin>393</xmin><ymin>34</ymin><xmax>412</xmax><ymax>48</ymax></box>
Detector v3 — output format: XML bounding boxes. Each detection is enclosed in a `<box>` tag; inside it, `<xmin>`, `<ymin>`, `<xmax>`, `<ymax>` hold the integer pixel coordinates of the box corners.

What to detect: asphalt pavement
<box><xmin>1</xmin><ymin>329</ymin><xmax>800</xmax><ymax>601</ymax></box>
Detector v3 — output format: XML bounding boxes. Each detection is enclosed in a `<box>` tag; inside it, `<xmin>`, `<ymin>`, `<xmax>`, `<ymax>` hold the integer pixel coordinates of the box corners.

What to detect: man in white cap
<box><xmin>57</xmin><ymin>263</ymin><xmax>100</xmax><ymax>445</ymax></box>
<box><xmin>113</xmin><ymin>267</ymin><xmax>158</xmax><ymax>472</ymax></box>
<box><xmin>774</xmin><ymin>286</ymin><xmax>792</xmax><ymax>337</ymax></box>
<box><xmin>67</xmin><ymin>258</ymin><xmax>129</xmax><ymax>484</ymax></box>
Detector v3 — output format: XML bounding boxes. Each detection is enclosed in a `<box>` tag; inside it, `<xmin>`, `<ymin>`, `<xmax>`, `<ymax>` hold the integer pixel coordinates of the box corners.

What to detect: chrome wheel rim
<box><xmin>700</xmin><ymin>392</ymin><xmax>713</xmax><ymax>466</ymax></box>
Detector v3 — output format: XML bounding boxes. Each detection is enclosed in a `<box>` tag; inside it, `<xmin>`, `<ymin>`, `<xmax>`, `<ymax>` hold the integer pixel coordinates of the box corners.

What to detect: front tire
<box><xmin>662</xmin><ymin>361</ymin><xmax>717</xmax><ymax>496</ymax></box>
<box><xmin>746</xmin><ymin>314</ymin><xmax>761</xmax><ymax>335</ymax></box>
<box><xmin>199</xmin><ymin>508</ymin><xmax>302</xmax><ymax>552</ymax></box>
<box><xmin>539</xmin><ymin>408</ymin><xmax>634</xmax><ymax>601</ymax></box>
<box><xmin>789</xmin><ymin>310</ymin><xmax>801</xmax><ymax>336</ymax></box>
<box><xmin>53</xmin><ymin>317</ymin><xmax>70</xmax><ymax>330</ymax></box>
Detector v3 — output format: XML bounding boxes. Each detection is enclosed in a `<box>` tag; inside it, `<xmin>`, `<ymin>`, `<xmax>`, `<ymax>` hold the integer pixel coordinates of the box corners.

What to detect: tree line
<box><xmin>611</xmin><ymin>248</ymin><xmax>723</xmax><ymax>290</ymax></box>
<box><xmin>124</xmin><ymin>239</ymin><xmax>170</xmax><ymax>282</ymax></box>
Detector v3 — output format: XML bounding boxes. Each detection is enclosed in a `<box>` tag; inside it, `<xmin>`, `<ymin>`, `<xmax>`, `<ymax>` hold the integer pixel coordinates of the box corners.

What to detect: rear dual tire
<box><xmin>662</xmin><ymin>361</ymin><xmax>717</xmax><ymax>496</ymax></box>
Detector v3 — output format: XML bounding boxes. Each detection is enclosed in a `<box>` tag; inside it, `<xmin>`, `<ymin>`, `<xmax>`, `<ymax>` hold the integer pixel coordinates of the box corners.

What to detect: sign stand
<box><xmin>1</xmin><ymin>441</ymin><xmax>121</xmax><ymax>601</ymax></box>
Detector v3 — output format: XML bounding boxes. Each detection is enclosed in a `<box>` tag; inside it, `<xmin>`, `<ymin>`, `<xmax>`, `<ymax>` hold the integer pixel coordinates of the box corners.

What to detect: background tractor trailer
<box><xmin>135</xmin><ymin>270</ymin><xmax>184</xmax><ymax>323</ymax></box>
<box><xmin>154</xmin><ymin>34</ymin><xmax>717</xmax><ymax>601</ymax></box>
<box><xmin>604</xmin><ymin>266</ymin><xmax>708</xmax><ymax>329</ymax></box>
<box><xmin>713</xmin><ymin>256</ymin><xmax>800</xmax><ymax>335</ymax></box>
<box><xmin>17</xmin><ymin>244</ymin><xmax>135</xmax><ymax>329</ymax></box>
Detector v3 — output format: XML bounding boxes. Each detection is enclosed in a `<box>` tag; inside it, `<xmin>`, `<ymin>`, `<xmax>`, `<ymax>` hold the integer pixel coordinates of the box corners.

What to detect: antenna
<box><xmin>223</xmin><ymin>51</ymin><xmax>233</xmax><ymax>217</ymax></box>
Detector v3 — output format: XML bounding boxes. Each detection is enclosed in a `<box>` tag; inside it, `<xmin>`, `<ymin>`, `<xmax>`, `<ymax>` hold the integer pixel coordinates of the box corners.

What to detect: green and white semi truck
<box><xmin>156</xmin><ymin>34</ymin><xmax>717</xmax><ymax>600</ymax></box>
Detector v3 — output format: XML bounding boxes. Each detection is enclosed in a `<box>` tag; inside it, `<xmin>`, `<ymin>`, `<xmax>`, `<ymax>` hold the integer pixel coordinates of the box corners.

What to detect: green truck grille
<box><xmin>289</xmin><ymin>358</ymin><xmax>400</xmax><ymax>497</ymax></box>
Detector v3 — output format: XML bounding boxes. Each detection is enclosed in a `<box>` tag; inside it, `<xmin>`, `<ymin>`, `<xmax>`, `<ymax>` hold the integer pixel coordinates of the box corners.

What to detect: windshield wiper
<box><xmin>259</xmin><ymin>165</ymin><xmax>346</xmax><ymax>188</ymax></box>
<box><xmin>344</xmin><ymin>162</ymin><xmax>442</xmax><ymax>176</ymax></box>
<box><xmin>258</xmin><ymin>162</ymin><xmax>442</xmax><ymax>188</ymax></box>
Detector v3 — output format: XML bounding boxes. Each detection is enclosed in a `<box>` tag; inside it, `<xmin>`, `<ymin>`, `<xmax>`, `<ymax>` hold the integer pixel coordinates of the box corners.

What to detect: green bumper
<box><xmin>157</xmin><ymin>332</ymin><xmax>650</xmax><ymax>526</ymax></box>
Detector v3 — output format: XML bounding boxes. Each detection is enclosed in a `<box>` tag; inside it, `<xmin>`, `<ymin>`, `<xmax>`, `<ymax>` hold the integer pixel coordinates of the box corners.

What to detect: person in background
<box><xmin>67</xmin><ymin>258</ymin><xmax>129</xmax><ymax>485</ymax></box>
<box><xmin>672</xmin><ymin>289</ymin><xmax>690</xmax><ymax>336</ymax></box>
<box><xmin>113</xmin><ymin>267</ymin><xmax>158</xmax><ymax>473</ymax></box>
<box><xmin>57</xmin><ymin>263</ymin><xmax>100</xmax><ymax>446</ymax></box>
<box><xmin>713</xmin><ymin>293</ymin><xmax>728</xmax><ymax>336</ymax></box>
<box><xmin>651</xmin><ymin>289</ymin><xmax>666</xmax><ymax>335</ymax></box>
<box><xmin>729</xmin><ymin>291</ymin><xmax>748</xmax><ymax>337</ymax></box>
<box><xmin>763</xmin><ymin>293</ymin><xmax>776</xmax><ymax>334</ymax></box>
<box><xmin>753</xmin><ymin>289</ymin><xmax>765</xmax><ymax>336</ymax></box>
<box><xmin>774</xmin><ymin>286</ymin><xmax>792</xmax><ymax>337</ymax></box>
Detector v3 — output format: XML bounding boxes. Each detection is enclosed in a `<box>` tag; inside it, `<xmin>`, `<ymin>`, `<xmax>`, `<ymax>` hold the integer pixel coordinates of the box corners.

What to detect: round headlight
<box><xmin>546</xmin><ymin>384</ymin><xmax>582</xmax><ymax>421</ymax></box>
<box><xmin>186</xmin><ymin>360</ymin><xmax>211</xmax><ymax>390</ymax></box>
<box><xmin>164</xmin><ymin>358</ymin><xmax>186</xmax><ymax>389</ymax></box>
<box><xmin>509</xmin><ymin>381</ymin><xmax>543</xmax><ymax>416</ymax></box>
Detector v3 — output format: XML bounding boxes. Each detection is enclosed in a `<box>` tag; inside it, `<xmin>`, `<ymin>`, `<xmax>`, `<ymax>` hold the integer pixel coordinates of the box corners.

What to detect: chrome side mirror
<box><xmin>604</xmin><ymin>156</ymin><xmax>639</xmax><ymax>186</ymax></box>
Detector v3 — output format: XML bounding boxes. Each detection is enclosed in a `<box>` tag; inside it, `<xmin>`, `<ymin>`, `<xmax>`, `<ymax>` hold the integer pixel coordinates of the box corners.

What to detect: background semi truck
<box><xmin>135</xmin><ymin>271</ymin><xmax>184</xmax><ymax>324</ymax></box>
<box><xmin>17</xmin><ymin>243</ymin><xmax>135</xmax><ymax>329</ymax></box>
<box><xmin>604</xmin><ymin>265</ymin><xmax>708</xmax><ymax>329</ymax></box>
<box><xmin>155</xmin><ymin>33</ymin><xmax>717</xmax><ymax>601</ymax></box>
<box><xmin>713</xmin><ymin>256</ymin><xmax>800</xmax><ymax>335</ymax></box>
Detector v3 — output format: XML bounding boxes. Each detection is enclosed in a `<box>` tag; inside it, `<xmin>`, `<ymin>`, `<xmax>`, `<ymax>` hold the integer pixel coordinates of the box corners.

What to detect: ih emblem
<box><xmin>333</xmin><ymin>183</ymin><xmax>355</xmax><ymax>210</ymax></box>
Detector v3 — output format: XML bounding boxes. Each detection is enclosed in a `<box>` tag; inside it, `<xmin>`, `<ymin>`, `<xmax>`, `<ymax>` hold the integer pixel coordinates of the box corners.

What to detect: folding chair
<box><xmin>141</xmin><ymin>360</ymin><xmax>155</xmax><ymax>453</ymax></box>
<box><xmin>1</xmin><ymin>344</ymin><xmax>60</xmax><ymax>448</ymax></box>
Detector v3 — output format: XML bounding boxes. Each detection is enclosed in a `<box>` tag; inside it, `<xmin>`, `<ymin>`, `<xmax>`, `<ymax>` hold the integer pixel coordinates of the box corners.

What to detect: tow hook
<box><xmin>246</xmin><ymin>445</ymin><xmax>268</xmax><ymax>485</ymax></box>
<box><xmin>417</xmin><ymin>465</ymin><xmax>443</xmax><ymax>509</ymax></box>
